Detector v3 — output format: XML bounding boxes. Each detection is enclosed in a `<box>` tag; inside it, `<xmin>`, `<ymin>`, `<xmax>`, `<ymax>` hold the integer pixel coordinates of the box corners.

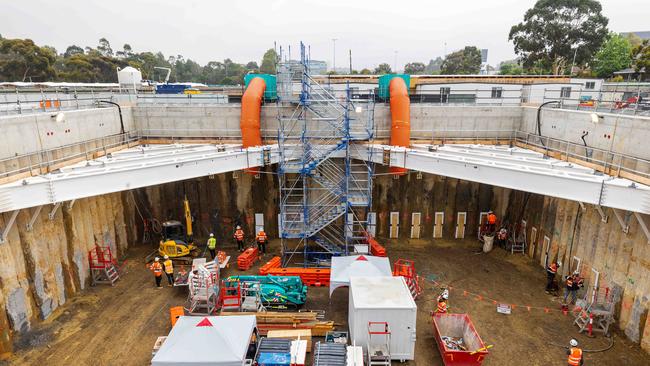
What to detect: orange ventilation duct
<box><xmin>389</xmin><ymin>77</ymin><xmax>410</xmax><ymax>175</ymax></box>
<box><xmin>240</xmin><ymin>77</ymin><xmax>266</xmax><ymax>148</ymax></box>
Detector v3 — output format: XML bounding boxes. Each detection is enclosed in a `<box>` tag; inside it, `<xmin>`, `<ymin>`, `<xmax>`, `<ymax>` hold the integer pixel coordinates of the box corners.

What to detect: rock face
<box><xmin>0</xmin><ymin>192</ymin><xmax>133</xmax><ymax>356</ymax></box>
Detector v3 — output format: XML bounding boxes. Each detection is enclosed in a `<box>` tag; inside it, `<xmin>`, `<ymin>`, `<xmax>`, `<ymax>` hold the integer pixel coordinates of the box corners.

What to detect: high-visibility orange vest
<box><xmin>487</xmin><ymin>214</ymin><xmax>497</xmax><ymax>224</ymax></box>
<box><xmin>548</xmin><ymin>263</ymin><xmax>558</xmax><ymax>274</ymax></box>
<box><xmin>568</xmin><ymin>347</ymin><xmax>582</xmax><ymax>365</ymax></box>
<box><xmin>234</xmin><ymin>229</ymin><xmax>244</xmax><ymax>241</ymax></box>
<box><xmin>256</xmin><ymin>231</ymin><xmax>267</xmax><ymax>242</ymax></box>
<box><xmin>150</xmin><ymin>262</ymin><xmax>163</xmax><ymax>276</ymax></box>
<box><xmin>436</xmin><ymin>300</ymin><xmax>448</xmax><ymax>314</ymax></box>
<box><xmin>566</xmin><ymin>277</ymin><xmax>574</xmax><ymax>288</ymax></box>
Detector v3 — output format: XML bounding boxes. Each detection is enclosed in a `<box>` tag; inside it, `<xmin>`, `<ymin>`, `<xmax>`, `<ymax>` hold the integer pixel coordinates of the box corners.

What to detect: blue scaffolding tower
<box><xmin>276</xmin><ymin>43</ymin><xmax>375</xmax><ymax>267</ymax></box>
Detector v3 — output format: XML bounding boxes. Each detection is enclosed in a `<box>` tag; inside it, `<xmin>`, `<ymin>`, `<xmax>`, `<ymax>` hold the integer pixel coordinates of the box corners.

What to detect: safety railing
<box><xmin>0</xmin><ymin>88</ymin><xmax>125</xmax><ymax>115</ymax></box>
<box><xmin>542</xmin><ymin>85</ymin><xmax>650</xmax><ymax>117</ymax></box>
<box><xmin>0</xmin><ymin>131</ymin><xmax>139</xmax><ymax>180</ymax></box>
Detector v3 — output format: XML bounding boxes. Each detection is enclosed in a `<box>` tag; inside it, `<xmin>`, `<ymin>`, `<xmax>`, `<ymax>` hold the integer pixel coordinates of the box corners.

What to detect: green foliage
<box><xmin>440</xmin><ymin>46</ymin><xmax>482</xmax><ymax>74</ymax></box>
<box><xmin>593</xmin><ymin>33</ymin><xmax>632</xmax><ymax>78</ymax></box>
<box><xmin>632</xmin><ymin>40</ymin><xmax>650</xmax><ymax>73</ymax></box>
<box><xmin>260</xmin><ymin>49</ymin><xmax>277</xmax><ymax>74</ymax></box>
<box><xmin>374</xmin><ymin>63</ymin><xmax>392</xmax><ymax>74</ymax></box>
<box><xmin>498</xmin><ymin>60</ymin><xmax>524</xmax><ymax>75</ymax></box>
<box><xmin>0</xmin><ymin>37</ymin><xmax>271</xmax><ymax>85</ymax></box>
<box><xmin>509</xmin><ymin>0</ymin><xmax>609</xmax><ymax>75</ymax></box>
<box><xmin>0</xmin><ymin>38</ymin><xmax>56</xmax><ymax>81</ymax></box>
<box><xmin>404</xmin><ymin>62</ymin><xmax>426</xmax><ymax>74</ymax></box>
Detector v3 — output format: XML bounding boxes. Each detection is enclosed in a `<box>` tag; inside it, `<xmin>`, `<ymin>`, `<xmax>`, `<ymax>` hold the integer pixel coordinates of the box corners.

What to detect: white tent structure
<box><xmin>152</xmin><ymin>315</ymin><xmax>256</xmax><ymax>366</ymax></box>
<box><xmin>329</xmin><ymin>255</ymin><xmax>392</xmax><ymax>296</ymax></box>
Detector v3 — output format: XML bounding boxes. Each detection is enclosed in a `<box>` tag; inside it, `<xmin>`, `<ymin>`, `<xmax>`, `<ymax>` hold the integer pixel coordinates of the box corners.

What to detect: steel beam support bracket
<box><xmin>26</xmin><ymin>205</ymin><xmax>43</xmax><ymax>231</ymax></box>
<box><xmin>612</xmin><ymin>208</ymin><xmax>630</xmax><ymax>234</ymax></box>
<box><xmin>49</xmin><ymin>202</ymin><xmax>61</xmax><ymax>220</ymax></box>
<box><xmin>0</xmin><ymin>210</ymin><xmax>19</xmax><ymax>244</ymax></box>
<box><xmin>595</xmin><ymin>205</ymin><xmax>608</xmax><ymax>223</ymax></box>
<box><xmin>633</xmin><ymin>213</ymin><xmax>650</xmax><ymax>243</ymax></box>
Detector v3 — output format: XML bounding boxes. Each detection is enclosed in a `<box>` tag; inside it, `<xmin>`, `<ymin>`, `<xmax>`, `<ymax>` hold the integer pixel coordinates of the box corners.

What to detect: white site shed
<box><xmin>348</xmin><ymin>276</ymin><xmax>417</xmax><ymax>361</ymax></box>
<box><xmin>152</xmin><ymin>315</ymin><xmax>256</xmax><ymax>366</ymax></box>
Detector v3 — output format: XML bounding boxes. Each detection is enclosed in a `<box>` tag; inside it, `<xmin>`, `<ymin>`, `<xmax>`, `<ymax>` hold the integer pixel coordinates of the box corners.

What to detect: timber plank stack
<box><xmin>219</xmin><ymin>311</ymin><xmax>334</xmax><ymax>336</ymax></box>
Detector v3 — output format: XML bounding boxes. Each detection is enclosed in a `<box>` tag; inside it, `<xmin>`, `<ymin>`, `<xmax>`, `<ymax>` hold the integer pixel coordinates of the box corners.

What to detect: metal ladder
<box><xmin>367</xmin><ymin>322</ymin><xmax>391</xmax><ymax>366</ymax></box>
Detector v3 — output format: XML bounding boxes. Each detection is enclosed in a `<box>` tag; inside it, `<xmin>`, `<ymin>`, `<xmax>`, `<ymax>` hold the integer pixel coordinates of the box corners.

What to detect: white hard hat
<box><xmin>164</xmin><ymin>255</ymin><xmax>169</xmax><ymax>259</ymax></box>
<box><xmin>442</xmin><ymin>293</ymin><xmax>448</xmax><ymax>300</ymax></box>
<box><xmin>442</xmin><ymin>289</ymin><xmax>449</xmax><ymax>298</ymax></box>
<box><xmin>236</xmin><ymin>225</ymin><xmax>241</xmax><ymax>229</ymax></box>
<box><xmin>570</xmin><ymin>339</ymin><xmax>578</xmax><ymax>347</ymax></box>
<box><xmin>210</xmin><ymin>233</ymin><xmax>214</xmax><ymax>237</ymax></box>
<box><xmin>573</xmin><ymin>270</ymin><xmax>579</xmax><ymax>275</ymax></box>
<box><xmin>154</xmin><ymin>257</ymin><xmax>160</xmax><ymax>261</ymax></box>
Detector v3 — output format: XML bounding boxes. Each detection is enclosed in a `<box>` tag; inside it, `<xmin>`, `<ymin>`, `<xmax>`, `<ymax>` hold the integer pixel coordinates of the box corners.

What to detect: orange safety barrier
<box><xmin>389</xmin><ymin>77</ymin><xmax>410</xmax><ymax>175</ymax></box>
<box><xmin>259</xmin><ymin>256</ymin><xmax>282</xmax><ymax>275</ymax></box>
<box><xmin>240</xmin><ymin>77</ymin><xmax>266</xmax><ymax>148</ymax></box>
<box><xmin>365</xmin><ymin>235</ymin><xmax>387</xmax><ymax>257</ymax></box>
<box><xmin>393</xmin><ymin>258</ymin><xmax>422</xmax><ymax>298</ymax></box>
<box><xmin>237</xmin><ymin>247</ymin><xmax>260</xmax><ymax>270</ymax></box>
<box><xmin>267</xmin><ymin>267</ymin><xmax>331</xmax><ymax>287</ymax></box>
<box><xmin>170</xmin><ymin>306</ymin><xmax>185</xmax><ymax>327</ymax></box>
<box><xmin>39</xmin><ymin>99</ymin><xmax>61</xmax><ymax>109</ymax></box>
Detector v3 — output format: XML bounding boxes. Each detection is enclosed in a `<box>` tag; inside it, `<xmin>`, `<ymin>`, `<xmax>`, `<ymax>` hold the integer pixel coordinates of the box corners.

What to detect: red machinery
<box><xmin>392</xmin><ymin>259</ymin><xmax>422</xmax><ymax>299</ymax></box>
<box><xmin>432</xmin><ymin>313</ymin><xmax>490</xmax><ymax>366</ymax></box>
<box><xmin>88</xmin><ymin>245</ymin><xmax>121</xmax><ymax>286</ymax></box>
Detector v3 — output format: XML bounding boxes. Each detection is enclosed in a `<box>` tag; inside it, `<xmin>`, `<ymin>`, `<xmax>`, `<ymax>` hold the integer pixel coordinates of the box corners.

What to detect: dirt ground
<box><xmin>8</xmin><ymin>238</ymin><xmax>650</xmax><ymax>366</ymax></box>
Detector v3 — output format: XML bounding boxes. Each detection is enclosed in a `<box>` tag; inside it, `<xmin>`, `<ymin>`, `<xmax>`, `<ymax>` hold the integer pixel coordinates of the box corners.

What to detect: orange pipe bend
<box><xmin>240</xmin><ymin>77</ymin><xmax>266</xmax><ymax>148</ymax></box>
<box><xmin>389</xmin><ymin>77</ymin><xmax>410</xmax><ymax>175</ymax></box>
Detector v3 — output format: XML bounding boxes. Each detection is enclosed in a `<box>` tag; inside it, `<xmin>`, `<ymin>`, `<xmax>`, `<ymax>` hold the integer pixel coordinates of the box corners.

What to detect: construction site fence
<box><xmin>2</xmin><ymin>83</ymin><xmax>649</xmax><ymax>116</ymax></box>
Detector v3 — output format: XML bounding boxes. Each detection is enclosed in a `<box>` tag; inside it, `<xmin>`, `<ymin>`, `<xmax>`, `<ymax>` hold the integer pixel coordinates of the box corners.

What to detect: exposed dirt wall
<box><xmin>0</xmin><ymin>193</ymin><xmax>133</xmax><ymax>357</ymax></box>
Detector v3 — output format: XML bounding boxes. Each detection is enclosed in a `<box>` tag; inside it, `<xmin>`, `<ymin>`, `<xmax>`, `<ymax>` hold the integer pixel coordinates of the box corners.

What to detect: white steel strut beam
<box><xmin>0</xmin><ymin>144</ymin><xmax>280</xmax><ymax>214</ymax></box>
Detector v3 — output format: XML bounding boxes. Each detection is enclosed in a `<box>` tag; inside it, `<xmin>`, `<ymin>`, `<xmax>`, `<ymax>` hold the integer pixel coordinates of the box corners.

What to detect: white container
<box><xmin>483</xmin><ymin>235</ymin><xmax>494</xmax><ymax>253</ymax></box>
<box><xmin>348</xmin><ymin>276</ymin><xmax>417</xmax><ymax>361</ymax></box>
<box><xmin>117</xmin><ymin>66</ymin><xmax>142</xmax><ymax>91</ymax></box>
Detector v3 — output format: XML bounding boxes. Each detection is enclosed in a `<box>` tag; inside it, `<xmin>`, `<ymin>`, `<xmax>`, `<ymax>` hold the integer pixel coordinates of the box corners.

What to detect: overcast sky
<box><xmin>2</xmin><ymin>0</ymin><xmax>648</xmax><ymax>71</ymax></box>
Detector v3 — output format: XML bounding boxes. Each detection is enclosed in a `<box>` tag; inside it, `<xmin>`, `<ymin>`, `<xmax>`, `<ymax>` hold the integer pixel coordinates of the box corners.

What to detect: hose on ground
<box><xmin>546</xmin><ymin>335</ymin><xmax>614</xmax><ymax>353</ymax></box>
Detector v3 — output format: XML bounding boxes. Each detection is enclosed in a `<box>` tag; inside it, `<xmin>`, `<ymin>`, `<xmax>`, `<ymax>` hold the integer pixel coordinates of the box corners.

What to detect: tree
<box><xmin>632</xmin><ymin>40</ymin><xmax>650</xmax><ymax>74</ymax></box>
<box><xmin>0</xmin><ymin>38</ymin><xmax>57</xmax><ymax>81</ymax></box>
<box><xmin>593</xmin><ymin>33</ymin><xmax>632</xmax><ymax>78</ymax></box>
<box><xmin>64</xmin><ymin>45</ymin><xmax>84</xmax><ymax>58</ymax></box>
<box><xmin>374</xmin><ymin>63</ymin><xmax>392</xmax><ymax>74</ymax></box>
<box><xmin>425</xmin><ymin>57</ymin><xmax>444</xmax><ymax>73</ymax></box>
<box><xmin>116</xmin><ymin>44</ymin><xmax>133</xmax><ymax>58</ymax></box>
<box><xmin>359</xmin><ymin>68</ymin><xmax>372</xmax><ymax>75</ymax></box>
<box><xmin>623</xmin><ymin>33</ymin><xmax>643</xmax><ymax>48</ymax></box>
<box><xmin>260</xmin><ymin>49</ymin><xmax>277</xmax><ymax>74</ymax></box>
<box><xmin>404</xmin><ymin>62</ymin><xmax>426</xmax><ymax>74</ymax></box>
<box><xmin>97</xmin><ymin>38</ymin><xmax>113</xmax><ymax>57</ymax></box>
<box><xmin>245</xmin><ymin>61</ymin><xmax>259</xmax><ymax>71</ymax></box>
<box><xmin>440</xmin><ymin>46</ymin><xmax>482</xmax><ymax>74</ymax></box>
<box><xmin>498</xmin><ymin>60</ymin><xmax>524</xmax><ymax>75</ymax></box>
<box><xmin>509</xmin><ymin>0</ymin><xmax>609</xmax><ymax>75</ymax></box>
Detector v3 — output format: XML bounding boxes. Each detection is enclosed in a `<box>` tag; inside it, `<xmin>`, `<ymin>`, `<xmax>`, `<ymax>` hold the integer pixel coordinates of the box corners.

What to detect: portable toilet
<box><xmin>348</xmin><ymin>276</ymin><xmax>417</xmax><ymax>361</ymax></box>
<box><xmin>117</xmin><ymin>66</ymin><xmax>142</xmax><ymax>92</ymax></box>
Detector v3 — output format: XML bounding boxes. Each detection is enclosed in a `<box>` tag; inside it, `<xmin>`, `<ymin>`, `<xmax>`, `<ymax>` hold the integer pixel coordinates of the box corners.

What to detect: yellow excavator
<box><xmin>157</xmin><ymin>197</ymin><xmax>199</xmax><ymax>263</ymax></box>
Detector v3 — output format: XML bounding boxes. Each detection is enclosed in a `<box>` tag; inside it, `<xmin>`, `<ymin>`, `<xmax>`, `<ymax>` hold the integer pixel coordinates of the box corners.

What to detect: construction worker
<box><xmin>256</xmin><ymin>229</ymin><xmax>268</xmax><ymax>254</ymax></box>
<box><xmin>436</xmin><ymin>289</ymin><xmax>449</xmax><ymax>314</ymax></box>
<box><xmin>545</xmin><ymin>260</ymin><xmax>560</xmax><ymax>293</ymax></box>
<box><xmin>163</xmin><ymin>255</ymin><xmax>174</xmax><ymax>286</ymax></box>
<box><xmin>487</xmin><ymin>211</ymin><xmax>497</xmax><ymax>233</ymax></box>
<box><xmin>496</xmin><ymin>227</ymin><xmax>508</xmax><ymax>247</ymax></box>
<box><xmin>149</xmin><ymin>257</ymin><xmax>163</xmax><ymax>288</ymax></box>
<box><xmin>564</xmin><ymin>271</ymin><xmax>584</xmax><ymax>304</ymax></box>
<box><xmin>207</xmin><ymin>233</ymin><xmax>217</xmax><ymax>260</ymax></box>
<box><xmin>567</xmin><ymin>339</ymin><xmax>583</xmax><ymax>365</ymax></box>
<box><xmin>234</xmin><ymin>225</ymin><xmax>245</xmax><ymax>252</ymax></box>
